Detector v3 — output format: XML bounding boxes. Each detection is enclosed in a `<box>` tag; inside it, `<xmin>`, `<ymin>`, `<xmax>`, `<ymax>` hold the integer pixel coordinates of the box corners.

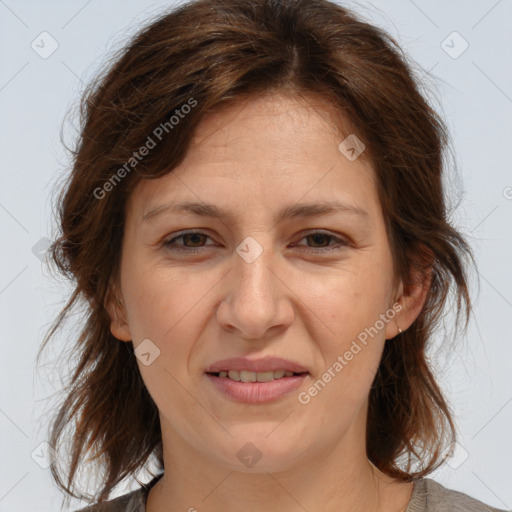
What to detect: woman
<box><xmin>41</xmin><ymin>0</ymin><xmax>508</xmax><ymax>510</ymax></box>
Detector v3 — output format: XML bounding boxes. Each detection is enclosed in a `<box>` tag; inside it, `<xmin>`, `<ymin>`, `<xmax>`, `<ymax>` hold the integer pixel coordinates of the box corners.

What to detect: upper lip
<box><xmin>205</xmin><ymin>357</ymin><xmax>309</xmax><ymax>374</ymax></box>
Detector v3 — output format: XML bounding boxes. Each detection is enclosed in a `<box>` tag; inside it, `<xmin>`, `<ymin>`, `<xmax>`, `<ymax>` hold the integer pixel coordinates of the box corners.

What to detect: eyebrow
<box><xmin>142</xmin><ymin>200</ymin><xmax>369</xmax><ymax>225</ymax></box>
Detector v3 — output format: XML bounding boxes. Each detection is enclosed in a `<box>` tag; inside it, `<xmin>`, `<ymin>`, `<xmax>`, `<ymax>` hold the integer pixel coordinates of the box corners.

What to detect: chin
<box><xmin>207</xmin><ymin>429</ymin><xmax>308</xmax><ymax>473</ymax></box>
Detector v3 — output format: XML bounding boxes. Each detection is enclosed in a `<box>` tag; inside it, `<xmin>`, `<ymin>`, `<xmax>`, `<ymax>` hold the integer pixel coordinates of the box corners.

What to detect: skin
<box><xmin>108</xmin><ymin>92</ymin><xmax>430</xmax><ymax>512</ymax></box>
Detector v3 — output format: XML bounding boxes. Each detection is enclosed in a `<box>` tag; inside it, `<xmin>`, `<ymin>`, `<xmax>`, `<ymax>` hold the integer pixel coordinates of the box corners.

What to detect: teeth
<box><xmin>256</xmin><ymin>371</ymin><xmax>274</xmax><ymax>382</ymax></box>
<box><xmin>215</xmin><ymin>370</ymin><xmax>300</xmax><ymax>382</ymax></box>
<box><xmin>240</xmin><ymin>370</ymin><xmax>257</xmax><ymax>382</ymax></box>
<box><xmin>216</xmin><ymin>369</ymin><xmax>299</xmax><ymax>381</ymax></box>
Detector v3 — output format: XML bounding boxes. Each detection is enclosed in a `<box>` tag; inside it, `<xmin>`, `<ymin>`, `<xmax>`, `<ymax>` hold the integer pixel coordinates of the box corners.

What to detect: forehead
<box><xmin>186</xmin><ymin>92</ymin><xmax>357</xmax><ymax>165</ymax></box>
<box><xmin>126</xmin><ymin>93</ymin><xmax>380</xmax><ymax>222</ymax></box>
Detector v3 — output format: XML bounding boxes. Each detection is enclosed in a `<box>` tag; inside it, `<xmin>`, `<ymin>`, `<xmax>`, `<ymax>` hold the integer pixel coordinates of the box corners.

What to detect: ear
<box><xmin>385</xmin><ymin>245</ymin><xmax>433</xmax><ymax>339</ymax></box>
<box><xmin>104</xmin><ymin>283</ymin><xmax>132</xmax><ymax>342</ymax></box>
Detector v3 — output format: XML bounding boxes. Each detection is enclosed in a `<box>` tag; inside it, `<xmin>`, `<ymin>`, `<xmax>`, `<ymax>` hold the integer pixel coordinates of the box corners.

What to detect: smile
<box><xmin>207</xmin><ymin>369</ymin><xmax>304</xmax><ymax>382</ymax></box>
<box><xmin>205</xmin><ymin>371</ymin><xmax>309</xmax><ymax>403</ymax></box>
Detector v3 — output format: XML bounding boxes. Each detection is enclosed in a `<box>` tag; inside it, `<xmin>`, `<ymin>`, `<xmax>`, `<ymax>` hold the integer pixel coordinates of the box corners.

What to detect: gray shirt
<box><xmin>77</xmin><ymin>476</ymin><xmax>509</xmax><ymax>511</ymax></box>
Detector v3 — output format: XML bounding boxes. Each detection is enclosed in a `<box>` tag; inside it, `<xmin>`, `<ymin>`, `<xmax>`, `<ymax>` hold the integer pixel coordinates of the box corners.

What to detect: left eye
<box><xmin>294</xmin><ymin>232</ymin><xmax>347</xmax><ymax>252</ymax></box>
<box><xmin>163</xmin><ymin>231</ymin><xmax>347</xmax><ymax>254</ymax></box>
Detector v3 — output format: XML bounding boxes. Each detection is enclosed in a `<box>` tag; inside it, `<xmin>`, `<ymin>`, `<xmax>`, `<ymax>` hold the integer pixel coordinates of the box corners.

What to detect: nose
<box><xmin>216</xmin><ymin>240</ymin><xmax>295</xmax><ymax>341</ymax></box>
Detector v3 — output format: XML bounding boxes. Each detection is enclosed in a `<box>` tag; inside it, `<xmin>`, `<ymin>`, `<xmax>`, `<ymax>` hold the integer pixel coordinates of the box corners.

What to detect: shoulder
<box><xmin>408</xmin><ymin>477</ymin><xmax>510</xmax><ymax>512</ymax></box>
<box><xmin>75</xmin><ymin>488</ymin><xmax>145</xmax><ymax>512</ymax></box>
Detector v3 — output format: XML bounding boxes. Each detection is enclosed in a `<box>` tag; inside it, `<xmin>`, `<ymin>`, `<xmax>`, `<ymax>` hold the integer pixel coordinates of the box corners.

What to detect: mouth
<box><xmin>205</xmin><ymin>366</ymin><xmax>310</xmax><ymax>403</ymax></box>
<box><xmin>204</xmin><ymin>357</ymin><xmax>310</xmax><ymax>403</ymax></box>
<box><xmin>206</xmin><ymin>369</ymin><xmax>308</xmax><ymax>382</ymax></box>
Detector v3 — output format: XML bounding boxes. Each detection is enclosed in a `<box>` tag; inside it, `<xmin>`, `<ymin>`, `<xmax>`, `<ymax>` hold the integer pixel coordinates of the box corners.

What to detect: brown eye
<box><xmin>180</xmin><ymin>233</ymin><xmax>208</xmax><ymax>247</ymax></box>
<box><xmin>294</xmin><ymin>231</ymin><xmax>348</xmax><ymax>253</ymax></box>
<box><xmin>163</xmin><ymin>231</ymin><xmax>213</xmax><ymax>253</ymax></box>
<box><xmin>306</xmin><ymin>233</ymin><xmax>333</xmax><ymax>248</ymax></box>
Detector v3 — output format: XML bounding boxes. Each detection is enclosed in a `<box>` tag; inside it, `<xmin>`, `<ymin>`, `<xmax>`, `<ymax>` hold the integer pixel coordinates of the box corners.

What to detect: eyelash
<box><xmin>163</xmin><ymin>231</ymin><xmax>348</xmax><ymax>254</ymax></box>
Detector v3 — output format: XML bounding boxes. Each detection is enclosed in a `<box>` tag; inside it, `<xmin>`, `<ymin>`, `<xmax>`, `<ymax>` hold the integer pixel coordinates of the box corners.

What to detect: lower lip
<box><xmin>205</xmin><ymin>373</ymin><xmax>308</xmax><ymax>403</ymax></box>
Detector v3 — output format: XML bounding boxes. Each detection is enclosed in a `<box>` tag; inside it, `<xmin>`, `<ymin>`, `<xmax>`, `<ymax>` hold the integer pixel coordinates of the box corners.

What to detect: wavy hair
<box><xmin>40</xmin><ymin>0</ymin><xmax>474</xmax><ymax>504</ymax></box>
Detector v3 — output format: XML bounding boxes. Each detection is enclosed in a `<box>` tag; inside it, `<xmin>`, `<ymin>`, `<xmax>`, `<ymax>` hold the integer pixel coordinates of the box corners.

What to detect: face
<box><xmin>109</xmin><ymin>93</ymin><xmax>422</xmax><ymax>474</ymax></box>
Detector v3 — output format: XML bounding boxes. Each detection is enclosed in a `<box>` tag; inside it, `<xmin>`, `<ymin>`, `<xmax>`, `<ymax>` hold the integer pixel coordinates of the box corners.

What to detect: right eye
<box><xmin>163</xmin><ymin>231</ymin><xmax>215</xmax><ymax>253</ymax></box>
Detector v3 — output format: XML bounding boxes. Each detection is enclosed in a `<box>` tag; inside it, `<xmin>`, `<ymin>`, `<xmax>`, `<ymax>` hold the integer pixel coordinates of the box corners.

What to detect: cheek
<box><xmin>307</xmin><ymin>257</ymin><xmax>394</xmax><ymax>341</ymax></box>
<box><xmin>122</xmin><ymin>257</ymin><xmax>205</xmax><ymax>341</ymax></box>
<box><xmin>304</xmin><ymin>268</ymin><xmax>392</xmax><ymax>406</ymax></box>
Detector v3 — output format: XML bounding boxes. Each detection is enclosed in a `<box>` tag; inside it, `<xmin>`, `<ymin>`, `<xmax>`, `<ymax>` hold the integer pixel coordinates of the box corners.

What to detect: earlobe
<box><xmin>385</xmin><ymin>264</ymin><xmax>432</xmax><ymax>340</ymax></box>
<box><xmin>105</xmin><ymin>290</ymin><xmax>132</xmax><ymax>342</ymax></box>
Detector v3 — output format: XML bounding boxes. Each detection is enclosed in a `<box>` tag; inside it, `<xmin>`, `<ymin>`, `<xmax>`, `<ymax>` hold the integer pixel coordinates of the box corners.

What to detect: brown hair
<box><xmin>40</xmin><ymin>0</ymin><xmax>474</xmax><ymax>504</ymax></box>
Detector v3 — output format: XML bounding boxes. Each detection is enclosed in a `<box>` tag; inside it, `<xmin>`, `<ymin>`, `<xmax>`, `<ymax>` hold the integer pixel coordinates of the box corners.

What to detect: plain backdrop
<box><xmin>0</xmin><ymin>0</ymin><xmax>511</xmax><ymax>510</ymax></box>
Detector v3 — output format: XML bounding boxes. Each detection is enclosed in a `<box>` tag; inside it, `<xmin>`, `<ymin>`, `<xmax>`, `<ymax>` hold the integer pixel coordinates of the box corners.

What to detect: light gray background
<box><xmin>0</xmin><ymin>0</ymin><xmax>511</xmax><ymax>510</ymax></box>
